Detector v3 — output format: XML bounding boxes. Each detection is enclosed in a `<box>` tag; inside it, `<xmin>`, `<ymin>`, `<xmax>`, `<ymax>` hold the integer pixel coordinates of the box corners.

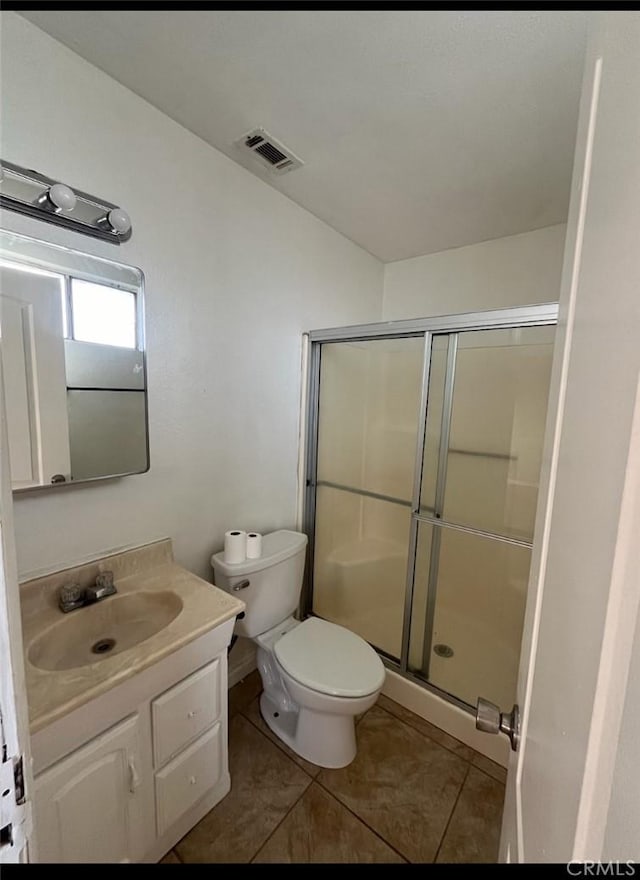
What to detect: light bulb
<box><xmin>37</xmin><ymin>183</ymin><xmax>77</xmax><ymax>213</ymax></box>
<box><xmin>48</xmin><ymin>183</ymin><xmax>77</xmax><ymax>212</ymax></box>
<box><xmin>97</xmin><ymin>207</ymin><xmax>131</xmax><ymax>235</ymax></box>
<box><xmin>107</xmin><ymin>208</ymin><xmax>131</xmax><ymax>234</ymax></box>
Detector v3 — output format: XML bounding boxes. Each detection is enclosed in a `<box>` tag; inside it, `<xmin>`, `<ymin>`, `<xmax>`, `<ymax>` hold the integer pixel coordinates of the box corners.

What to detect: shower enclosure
<box><xmin>303</xmin><ymin>304</ymin><xmax>557</xmax><ymax>713</ymax></box>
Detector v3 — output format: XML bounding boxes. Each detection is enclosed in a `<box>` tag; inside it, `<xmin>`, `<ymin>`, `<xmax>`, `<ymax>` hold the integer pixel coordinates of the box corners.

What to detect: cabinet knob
<box><xmin>189</xmin><ymin>776</ymin><xmax>197</xmax><ymax>785</ymax></box>
<box><xmin>187</xmin><ymin>710</ymin><xmax>198</xmax><ymax>719</ymax></box>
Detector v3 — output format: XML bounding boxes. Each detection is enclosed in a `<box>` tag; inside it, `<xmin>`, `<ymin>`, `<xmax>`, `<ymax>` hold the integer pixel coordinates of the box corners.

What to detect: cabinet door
<box><xmin>34</xmin><ymin>714</ymin><xmax>149</xmax><ymax>863</ymax></box>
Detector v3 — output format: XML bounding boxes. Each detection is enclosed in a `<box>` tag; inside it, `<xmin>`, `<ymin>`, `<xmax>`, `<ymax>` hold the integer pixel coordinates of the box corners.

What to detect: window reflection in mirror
<box><xmin>69</xmin><ymin>279</ymin><xmax>137</xmax><ymax>349</ymax></box>
<box><xmin>0</xmin><ymin>231</ymin><xmax>149</xmax><ymax>492</ymax></box>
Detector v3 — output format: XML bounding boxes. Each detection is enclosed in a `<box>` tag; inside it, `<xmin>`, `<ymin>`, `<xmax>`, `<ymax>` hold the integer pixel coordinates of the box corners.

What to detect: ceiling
<box><xmin>20</xmin><ymin>10</ymin><xmax>589</xmax><ymax>262</ymax></box>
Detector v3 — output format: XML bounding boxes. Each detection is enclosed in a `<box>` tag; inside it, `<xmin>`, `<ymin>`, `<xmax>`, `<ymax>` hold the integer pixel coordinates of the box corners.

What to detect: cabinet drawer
<box><xmin>155</xmin><ymin>723</ymin><xmax>222</xmax><ymax>835</ymax></box>
<box><xmin>152</xmin><ymin>659</ymin><xmax>220</xmax><ymax>767</ymax></box>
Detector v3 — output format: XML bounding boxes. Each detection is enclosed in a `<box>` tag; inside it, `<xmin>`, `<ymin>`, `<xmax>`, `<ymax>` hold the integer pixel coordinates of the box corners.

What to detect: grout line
<box><xmin>432</xmin><ymin>763</ymin><xmax>471</xmax><ymax>863</ymax></box>
<box><xmin>239</xmin><ymin>700</ymin><xmax>408</xmax><ymax>861</ymax></box>
<box><xmin>240</xmin><ymin>702</ymin><xmax>504</xmax><ymax>863</ymax></box>
<box><xmin>469</xmin><ymin>762</ymin><xmax>507</xmax><ymax>786</ymax></box>
<box><xmin>235</xmin><ymin>704</ymin><xmax>310</xmax><ymax>778</ymax></box>
<box><xmin>230</xmin><ymin>687</ymin><xmax>503</xmax><ymax>863</ymax></box>
<box><xmin>377</xmin><ymin>699</ymin><xmax>507</xmax><ymax>780</ymax></box>
<box><xmin>231</xmin><ymin>713</ymin><xmax>313</xmax><ymax>863</ymax></box>
<box><xmin>386</xmin><ymin>704</ymin><xmax>507</xmax><ymax>787</ymax></box>
<box><xmin>250</xmin><ymin>775</ymin><xmax>312</xmax><ymax>863</ymax></box>
<box><xmin>314</xmin><ymin>777</ymin><xmax>409</xmax><ymax>863</ymax></box>
<box><xmin>375</xmin><ymin>702</ymin><xmax>473</xmax><ymax>764</ymax></box>
<box><xmin>239</xmin><ymin>703</ymin><xmax>318</xmax><ymax>780</ymax></box>
<box><xmin>314</xmin><ymin>704</ymin><xmax>473</xmax><ymax>863</ymax></box>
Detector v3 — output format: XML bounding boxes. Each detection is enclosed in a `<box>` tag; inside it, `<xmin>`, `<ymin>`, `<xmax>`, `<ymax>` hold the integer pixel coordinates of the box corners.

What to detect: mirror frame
<box><xmin>0</xmin><ymin>229</ymin><xmax>149</xmax><ymax>494</ymax></box>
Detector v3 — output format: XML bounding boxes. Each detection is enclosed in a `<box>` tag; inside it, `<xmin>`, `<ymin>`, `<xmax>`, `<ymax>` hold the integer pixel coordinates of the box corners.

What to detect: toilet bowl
<box><xmin>211</xmin><ymin>530</ymin><xmax>385</xmax><ymax>768</ymax></box>
<box><xmin>256</xmin><ymin>615</ymin><xmax>384</xmax><ymax>768</ymax></box>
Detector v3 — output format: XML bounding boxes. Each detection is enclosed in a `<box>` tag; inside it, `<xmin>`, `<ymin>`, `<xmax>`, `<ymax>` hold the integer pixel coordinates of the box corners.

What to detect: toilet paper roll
<box><xmin>224</xmin><ymin>530</ymin><xmax>247</xmax><ymax>564</ymax></box>
<box><xmin>246</xmin><ymin>532</ymin><xmax>262</xmax><ymax>559</ymax></box>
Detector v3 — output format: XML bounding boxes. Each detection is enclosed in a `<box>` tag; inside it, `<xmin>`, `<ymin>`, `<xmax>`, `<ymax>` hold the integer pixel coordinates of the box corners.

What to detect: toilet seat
<box><xmin>274</xmin><ymin>617</ymin><xmax>385</xmax><ymax>698</ymax></box>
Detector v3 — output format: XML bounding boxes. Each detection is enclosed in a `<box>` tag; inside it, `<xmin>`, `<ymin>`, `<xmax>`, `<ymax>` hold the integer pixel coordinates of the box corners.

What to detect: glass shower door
<box><xmin>409</xmin><ymin>326</ymin><xmax>555</xmax><ymax>709</ymax></box>
<box><xmin>311</xmin><ymin>336</ymin><xmax>424</xmax><ymax>660</ymax></box>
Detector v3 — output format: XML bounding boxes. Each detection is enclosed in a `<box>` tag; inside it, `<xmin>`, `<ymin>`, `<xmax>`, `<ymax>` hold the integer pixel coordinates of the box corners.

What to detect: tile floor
<box><xmin>162</xmin><ymin>671</ymin><xmax>506</xmax><ymax>864</ymax></box>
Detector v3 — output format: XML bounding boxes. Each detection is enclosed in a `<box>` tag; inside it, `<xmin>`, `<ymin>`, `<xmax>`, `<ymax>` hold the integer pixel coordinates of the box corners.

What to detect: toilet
<box><xmin>211</xmin><ymin>529</ymin><xmax>385</xmax><ymax>768</ymax></box>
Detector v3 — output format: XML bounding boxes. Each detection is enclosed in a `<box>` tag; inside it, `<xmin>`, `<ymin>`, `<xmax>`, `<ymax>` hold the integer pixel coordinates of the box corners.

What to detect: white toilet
<box><xmin>211</xmin><ymin>529</ymin><xmax>385</xmax><ymax>768</ymax></box>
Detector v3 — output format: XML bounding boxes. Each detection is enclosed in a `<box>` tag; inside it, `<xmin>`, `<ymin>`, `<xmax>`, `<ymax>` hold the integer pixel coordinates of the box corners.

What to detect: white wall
<box><xmin>0</xmin><ymin>14</ymin><xmax>383</xmax><ymax>589</ymax></box>
<box><xmin>383</xmin><ymin>224</ymin><xmax>566</xmax><ymax>320</ymax></box>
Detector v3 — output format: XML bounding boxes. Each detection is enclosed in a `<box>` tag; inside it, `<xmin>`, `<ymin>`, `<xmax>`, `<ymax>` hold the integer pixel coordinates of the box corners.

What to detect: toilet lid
<box><xmin>274</xmin><ymin>617</ymin><xmax>385</xmax><ymax>698</ymax></box>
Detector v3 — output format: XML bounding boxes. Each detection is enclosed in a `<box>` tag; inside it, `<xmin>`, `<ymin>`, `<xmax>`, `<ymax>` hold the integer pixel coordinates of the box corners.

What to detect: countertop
<box><xmin>20</xmin><ymin>539</ymin><xmax>245</xmax><ymax>733</ymax></box>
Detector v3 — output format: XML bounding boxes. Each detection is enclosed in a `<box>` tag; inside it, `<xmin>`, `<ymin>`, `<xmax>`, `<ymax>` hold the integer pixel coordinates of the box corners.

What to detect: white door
<box><xmin>0</xmin><ymin>264</ymin><xmax>71</xmax><ymax>488</ymax></box>
<box><xmin>34</xmin><ymin>714</ymin><xmax>149</xmax><ymax>863</ymax></box>
<box><xmin>0</xmin><ymin>357</ymin><xmax>34</xmax><ymax>862</ymax></box>
<box><xmin>495</xmin><ymin>12</ymin><xmax>640</xmax><ymax>861</ymax></box>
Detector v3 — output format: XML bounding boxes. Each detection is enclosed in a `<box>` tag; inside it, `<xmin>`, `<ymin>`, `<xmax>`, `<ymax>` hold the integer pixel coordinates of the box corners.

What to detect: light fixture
<box><xmin>0</xmin><ymin>159</ymin><xmax>133</xmax><ymax>244</ymax></box>
<box><xmin>96</xmin><ymin>207</ymin><xmax>131</xmax><ymax>235</ymax></box>
<box><xmin>36</xmin><ymin>183</ymin><xmax>77</xmax><ymax>213</ymax></box>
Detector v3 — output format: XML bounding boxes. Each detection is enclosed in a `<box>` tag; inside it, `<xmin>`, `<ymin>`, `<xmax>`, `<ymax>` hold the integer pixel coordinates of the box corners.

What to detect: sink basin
<box><xmin>28</xmin><ymin>591</ymin><xmax>184</xmax><ymax>671</ymax></box>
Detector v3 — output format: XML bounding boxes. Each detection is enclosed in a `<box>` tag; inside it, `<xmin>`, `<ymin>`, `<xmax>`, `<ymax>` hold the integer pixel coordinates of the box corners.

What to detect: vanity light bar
<box><xmin>0</xmin><ymin>159</ymin><xmax>132</xmax><ymax>245</ymax></box>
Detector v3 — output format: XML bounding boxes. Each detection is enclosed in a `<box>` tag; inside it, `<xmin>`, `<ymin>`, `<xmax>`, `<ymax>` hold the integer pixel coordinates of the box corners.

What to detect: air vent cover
<box><xmin>235</xmin><ymin>127</ymin><xmax>303</xmax><ymax>175</ymax></box>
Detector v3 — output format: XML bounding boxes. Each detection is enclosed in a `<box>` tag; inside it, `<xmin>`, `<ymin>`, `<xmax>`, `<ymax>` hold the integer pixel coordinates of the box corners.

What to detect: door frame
<box><xmin>301</xmin><ymin>302</ymin><xmax>558</xmax><ymax>714</ymax></box>
<box><xmin>0</xmin><ymin>355</ymin><xmax>35</xmax><ymax>862</ymax></box>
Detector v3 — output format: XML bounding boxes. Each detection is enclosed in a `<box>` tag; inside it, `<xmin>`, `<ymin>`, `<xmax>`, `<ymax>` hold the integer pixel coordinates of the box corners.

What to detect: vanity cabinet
<box><xmin>34</xmin><ymin>714</ymin><xmax>151</xmax><ymax>863</ymax></box>
<box><xmin>30</xmin><ymin>622</ymin><xmax>234</xmax><ymax>863</ymax></box>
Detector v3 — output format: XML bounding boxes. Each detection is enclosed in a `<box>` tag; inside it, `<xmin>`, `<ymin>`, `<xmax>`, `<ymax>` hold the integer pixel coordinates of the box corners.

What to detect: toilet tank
<box><xmin>211</xmin><ymin>530</ymin><xmax>308</xmax><ymax>638</ymax></box>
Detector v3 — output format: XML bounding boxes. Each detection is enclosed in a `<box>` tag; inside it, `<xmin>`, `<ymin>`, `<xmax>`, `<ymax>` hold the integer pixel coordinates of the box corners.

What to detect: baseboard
<box><xmin>382</xmin><ymin>669</ymin><xmax>509</xmax><ymax>767</ymax></box>
<box><xmin>227</xmin><ymin>649</ymin><xmax>258</xmax><ymax>689</ymax></box>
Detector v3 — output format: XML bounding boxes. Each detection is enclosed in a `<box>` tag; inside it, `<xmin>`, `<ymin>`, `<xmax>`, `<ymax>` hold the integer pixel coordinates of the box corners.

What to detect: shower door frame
<box><xmin>302</xmin><ymin>302</ymin><xmax>559</xmax><ymax>714</ymax></box>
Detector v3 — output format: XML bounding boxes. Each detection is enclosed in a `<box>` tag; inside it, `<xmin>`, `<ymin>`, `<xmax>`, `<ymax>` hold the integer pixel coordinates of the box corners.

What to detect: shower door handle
<box><xmin>476</xmin><ymin>698</ymin><xmax>520</xmax><ymax>752</ymax></box>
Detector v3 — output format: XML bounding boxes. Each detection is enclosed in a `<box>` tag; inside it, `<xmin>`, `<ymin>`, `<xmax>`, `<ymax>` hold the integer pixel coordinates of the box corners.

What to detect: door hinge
<box><xmin>1</xmin><ymin>754</ymin><xmax>26</xmax><ymax>822</ymax></box>
<box><xmin>0</xmin><ymin>754</ymin><xmax>31</xmax><ymax>856</ymax></box>
<box><xmin>13</xmin><ymin>758</ymin><xmax>25</xmax><ymax>805</ymax></box>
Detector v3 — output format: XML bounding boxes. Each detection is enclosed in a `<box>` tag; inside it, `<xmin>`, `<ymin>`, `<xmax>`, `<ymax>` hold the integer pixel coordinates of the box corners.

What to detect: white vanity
<box><xmin>20</xmin><ymin>539</ymin><xmax>244</xmax><ymax>863</ymax></box>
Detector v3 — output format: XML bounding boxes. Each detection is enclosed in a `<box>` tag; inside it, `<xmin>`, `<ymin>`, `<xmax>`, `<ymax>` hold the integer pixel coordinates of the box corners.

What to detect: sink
<box><xmin>28</xmin><ymin>591</ymin><xmax>184</xmax><ymax>671</ymax></box>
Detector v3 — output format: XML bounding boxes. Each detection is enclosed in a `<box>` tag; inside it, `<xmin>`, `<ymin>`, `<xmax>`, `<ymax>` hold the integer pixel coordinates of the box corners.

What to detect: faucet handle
<box><xmin>96</xmin><ymin>570</ymin><xmax>114</xmax><ymax>589</ymax></box>
<box><xmin>59</xmin><ymin>582</ymin><xmax>85</xmax><ymax>612</ymax></box>
<box><xmin>60</xmin><ymin>582</ymin><xmax>83</xmax><ymax>604</ymax></box>
<box><xmin>86</xmin><ymin>570</ymin><xmax>117</xmax><ymax>602</ymax></box>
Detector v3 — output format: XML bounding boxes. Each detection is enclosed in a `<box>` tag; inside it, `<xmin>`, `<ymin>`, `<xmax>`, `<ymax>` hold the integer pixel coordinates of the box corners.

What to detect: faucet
<box><xmin>58</xmin><ymin>571</ymin><xmax>117</xmax><ymax>613</ymax></box>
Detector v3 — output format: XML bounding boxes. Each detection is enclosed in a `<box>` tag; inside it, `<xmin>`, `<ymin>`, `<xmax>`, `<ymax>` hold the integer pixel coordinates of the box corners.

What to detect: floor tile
<box><xmin>377</xmin><ymin>694</ymin><xmax>475</xmax><ymax>761</ymax></box>
<box><xmin>471</xmin><ymin>752</ymin><xmax>508</xmax><ymax>784</ymax></box>
<box><xmin>436</xmin><ymin>767</ymin><xmax>505</xmax><ymax>863</ymax></box>
<box><xmin>159</xmin><ymin>849</ymin><xmax>181</xmax><ymax>864</ymax></box>
<box><xmin>176</xmin><ymin>715</ymin><xmax>311</xmax><ymax>863</ymax></box>
<box><xmin>242</xmin><ymin>695</ymin><xmax>321</xmax><ymax>778</ymax></box>
<box><xmin>228</xmin><ymin>669</ymin><xmax>262</xmax><ymax>718</ymax></box>
<box><xmin>318</xmin><ymin>705</ymin><xmax>468</xmax><ymax>863</ymax></box>
<box><xmin>254</xmin><ymin>783</ymin><xmax>405</xmax><ymax>863</ymax></box>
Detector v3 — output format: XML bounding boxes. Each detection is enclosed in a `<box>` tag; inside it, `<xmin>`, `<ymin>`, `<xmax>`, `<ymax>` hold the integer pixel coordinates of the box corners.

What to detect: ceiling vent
<box><xmin>235</xmin><ymin>127</ymin><xmax>304</xmax><ymax>175</ymax></box>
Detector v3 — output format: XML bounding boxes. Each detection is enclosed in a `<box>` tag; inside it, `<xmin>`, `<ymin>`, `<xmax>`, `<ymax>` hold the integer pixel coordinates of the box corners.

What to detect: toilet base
<box><xmin>260</xmin><ymin>691</ymin><xmax>357</xmax><ymax>769</ymax></box>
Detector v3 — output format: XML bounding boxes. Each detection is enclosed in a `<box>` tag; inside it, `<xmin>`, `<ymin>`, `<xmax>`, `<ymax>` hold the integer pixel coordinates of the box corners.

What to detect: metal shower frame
<box><xmin>302</xmin><ymin>302</ymin><xmax>559</xmax><ymax>714</ymax></box>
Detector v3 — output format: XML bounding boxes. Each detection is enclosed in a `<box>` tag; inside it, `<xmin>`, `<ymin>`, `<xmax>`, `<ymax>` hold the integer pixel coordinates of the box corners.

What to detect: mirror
<box><xmin>0</xmin><ymin>230</ymin><xmax>149</xmax><ymax>492</ymax></box>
